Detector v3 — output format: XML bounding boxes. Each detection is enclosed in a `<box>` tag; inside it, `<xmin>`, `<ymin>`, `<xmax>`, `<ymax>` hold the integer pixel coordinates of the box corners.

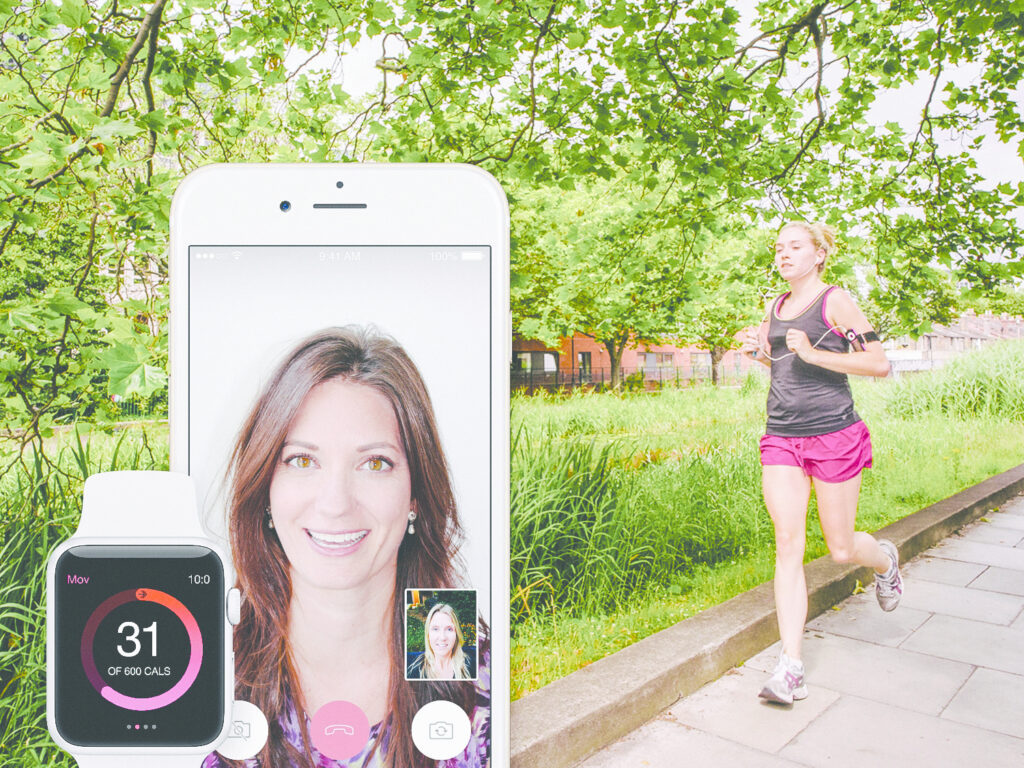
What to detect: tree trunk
<box><xmin>710</xmin><ymin>345</ymin><xmax>725</xmax><ymax>386</ymax></box>
<box><xmin>603</xmin><ymin>332</ymin><xmax>628</xmax><ymax>389</ymax></box>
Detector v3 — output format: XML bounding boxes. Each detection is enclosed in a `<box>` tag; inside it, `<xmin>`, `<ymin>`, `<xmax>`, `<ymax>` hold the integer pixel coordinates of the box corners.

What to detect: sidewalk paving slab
<box><xmin>575</xmin><ymin>717</ymin><xmax>802</xmax><ymax>768</ymax></box>
<box><xmin>902</xmin><ymin>555</ymin><xmax>985</xmax><ymax>586</ymax></box>
<box><xmin>986</xmin><ymin>511</ymin><xmax>1024</xmax><ymax>530</ymax></box>
<box><xmin>999</xmin><ymin>497</ymin><xmax>1024</xmax><ymax>515</ymax></box>
<box><xmin>898</xmin><ymin>613</ymin><xmax>1024</xmax><ymax>675</ymax></box>
<box><xmin>941</xmin><ymin>667</ymin><xmax>1024</xmax><ymax>739</ymax></box>
<box><xmin>665</xmin><ymin>665</ymin><xmax>839</xmax><ymax>754</ymax></box>
<box><xmin>897</xmin><ymin>577</ymin><xmax>1023</xmax><ymax>624</ymax></box>
<box><xmin>967</xmin><ymin>565</ymin><xmax>1024</xmax><ymax>596</ymax></box>
<box><xmin>804</xmin><ymin>593</ymin><xmax>930</xmax><ymax>646</ymax></box>
<box><xmin>781</xmin><ymin>633</ymin><xmax>972</xmax><ymax>716</ymax></box>
<box><xmin>957</xmin><ymin>522</ymin><xmax>1024</xmax><ymax>546</ymax></box>
<box><xmin>778</xmin><ymin>695</ymin><xmax>1024</xmax><ymax>768</ymax></box>
<box><xmin>929</xmin><ymin>538</ymin><xmax>1024</xmax><ymax>570</ymax></box>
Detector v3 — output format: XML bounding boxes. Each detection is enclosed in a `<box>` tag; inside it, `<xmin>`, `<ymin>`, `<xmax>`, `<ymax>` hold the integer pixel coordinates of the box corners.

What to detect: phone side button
<box><xmin>227</xmin><ymin>588</ymin><xmax>241</xmax><ymax>625</ymax></box>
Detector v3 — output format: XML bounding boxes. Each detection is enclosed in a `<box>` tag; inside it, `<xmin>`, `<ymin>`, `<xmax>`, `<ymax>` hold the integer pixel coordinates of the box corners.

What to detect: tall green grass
<box><xmin>0</xmin><ymin>427</ymin><xmax>166</xmax><ymax>766</ymax></box>
<box><xmin>887</xmin><ymin>340</ymin><xmax>1024</xmax><ymax>421</ymax></box>
<box><xmin>511</xmin><ymin>382</ymin><xmax>773</xmax><ymax>623</ymax></box>
<box><xmin>511</xmin><ymin>426</ymin><xmax>773</xmax><ymax>621</ymax></box>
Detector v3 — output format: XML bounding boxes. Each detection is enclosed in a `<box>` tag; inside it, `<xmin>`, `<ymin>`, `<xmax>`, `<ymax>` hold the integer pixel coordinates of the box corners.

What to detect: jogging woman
<box><xmin>740</xmin><ymin>221</ymin><xmax>902</xmax><ymax>705</ymax></box>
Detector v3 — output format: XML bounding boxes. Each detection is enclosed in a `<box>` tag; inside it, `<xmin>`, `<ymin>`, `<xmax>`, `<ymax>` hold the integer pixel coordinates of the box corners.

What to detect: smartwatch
<box><xmin>47</xmin><ymin>471</ymin><xmax>240</xmax><ymax>766</ymax></box>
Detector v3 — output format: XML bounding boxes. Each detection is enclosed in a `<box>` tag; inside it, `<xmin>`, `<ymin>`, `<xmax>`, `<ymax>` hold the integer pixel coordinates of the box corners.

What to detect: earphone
<box><xmin>752</xmin><ymin>323</ymin><xmax>849</xmax><ymax>362</ymax></box>
<box><xmin>754</xmin><ymin>251</ymin><xmax>831</xmax><ymax>360</ymax></box>
<box><xmin>782</xmin><ymin>258</ymin><xmax>823</xmax><ymax>282</ymax></box>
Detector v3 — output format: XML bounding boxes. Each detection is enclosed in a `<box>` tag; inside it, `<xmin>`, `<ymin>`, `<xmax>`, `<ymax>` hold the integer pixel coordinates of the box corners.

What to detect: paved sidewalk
<box><xmin>578</xmin><ymin>495</ymin><xmax>1024</xmax><ymax>768</ymax></box>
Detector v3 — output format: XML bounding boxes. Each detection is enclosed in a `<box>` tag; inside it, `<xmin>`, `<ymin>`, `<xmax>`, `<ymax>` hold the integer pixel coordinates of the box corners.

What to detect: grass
<box><xmin>511</xmin><ymin>341</ymin><xmax>1024</xmax><ymax>699</ymax></box>
<box><xmin>0</xmin><ymin>426</ymin><xmax>167</xmax><ymax>766</ymax></box>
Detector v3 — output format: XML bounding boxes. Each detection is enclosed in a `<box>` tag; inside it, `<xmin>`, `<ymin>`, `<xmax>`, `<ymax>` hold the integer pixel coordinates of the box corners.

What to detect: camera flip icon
<box><xmin>428</xmin><ymin>721</ymin><xmax>454</xmax><ymax>740</ymax></box>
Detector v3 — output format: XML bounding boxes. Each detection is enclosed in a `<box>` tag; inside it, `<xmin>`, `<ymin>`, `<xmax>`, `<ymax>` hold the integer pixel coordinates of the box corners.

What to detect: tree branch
<box><xmin>141</xmin><ymin>3</ymin><xmax>163</xmax><ymax>183</ymax></box>
<box><xmin>3</xmin><ymin>0</ymin><xmax>168</xmax><ymax>203</ymax></box>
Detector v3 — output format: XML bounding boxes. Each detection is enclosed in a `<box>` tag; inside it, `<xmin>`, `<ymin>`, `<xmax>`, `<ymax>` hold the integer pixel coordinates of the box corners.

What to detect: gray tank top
<box><xmin>765</xmin><ymin>286</ymin><xmax>859</xmax><ymax>436</ymax></box>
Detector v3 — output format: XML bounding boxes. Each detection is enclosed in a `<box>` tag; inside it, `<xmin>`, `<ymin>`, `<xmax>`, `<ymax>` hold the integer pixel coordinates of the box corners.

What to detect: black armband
<box><xmin>844</xmin><ymin>329</ymin><xmax>879</xmax><ymax>348</ymax></box>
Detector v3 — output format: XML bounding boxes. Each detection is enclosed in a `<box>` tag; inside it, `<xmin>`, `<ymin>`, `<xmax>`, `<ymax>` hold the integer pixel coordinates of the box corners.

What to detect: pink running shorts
<box><xmin>759</xmin><ymin>420</ymin><xmax>872</xmax><ymax>483</ymax></box>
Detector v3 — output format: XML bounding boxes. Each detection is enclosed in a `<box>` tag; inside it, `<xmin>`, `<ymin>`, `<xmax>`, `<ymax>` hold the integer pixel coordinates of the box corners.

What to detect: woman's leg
<box><xmin>813</xmin><ymin>473</ymin><xmax>890</xmax><ymax>573</ymax></box>
<box><xmin>762</xmin><ymin>464</ymin><xmax>812</xmax><ymax>661</ymax></box>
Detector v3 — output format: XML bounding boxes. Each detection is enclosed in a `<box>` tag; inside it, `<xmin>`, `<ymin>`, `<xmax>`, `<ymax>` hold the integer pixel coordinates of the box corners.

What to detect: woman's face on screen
<box><xmin>268</xmin><ymin>378</ymin><xmax>412</xmax><ymax>593</ymax></box>
<box><xmin>427</xmin><ymin>610</ymin><xmax>458</xmax><ymax>660</ymax></box>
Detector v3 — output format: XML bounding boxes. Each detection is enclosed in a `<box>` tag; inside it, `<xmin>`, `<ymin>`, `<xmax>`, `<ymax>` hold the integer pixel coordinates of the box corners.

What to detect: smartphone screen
<box><xmin>179</xmin><ymin>227</ymin><xmax>499</xmax><ymax>765</ymax></box>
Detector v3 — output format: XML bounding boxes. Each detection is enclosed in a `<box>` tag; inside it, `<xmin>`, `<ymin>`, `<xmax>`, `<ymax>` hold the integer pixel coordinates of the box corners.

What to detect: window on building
<box><xmin>691</xmin><ymin>352</ymin><xmax>712</xmax><ymax>378</ymax></box>
<box><xmin>514</xmin><ymin>351</ymin><xmax>558</xmax><ymax>372</ymax></box>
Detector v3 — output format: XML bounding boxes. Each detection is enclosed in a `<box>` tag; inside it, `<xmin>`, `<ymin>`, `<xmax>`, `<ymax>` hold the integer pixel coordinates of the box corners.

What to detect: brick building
<box><xmin>512</xmin><ymin>334</ymin><xmax>760</xmax><ymax>391</ymax></box>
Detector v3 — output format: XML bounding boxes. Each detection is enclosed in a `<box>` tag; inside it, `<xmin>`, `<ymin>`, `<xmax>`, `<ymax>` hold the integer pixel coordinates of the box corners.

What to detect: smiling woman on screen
<box><xmin>203</xmin><ymin>326</ymin><xmax>489</xmax><ymax>768</ymax></box>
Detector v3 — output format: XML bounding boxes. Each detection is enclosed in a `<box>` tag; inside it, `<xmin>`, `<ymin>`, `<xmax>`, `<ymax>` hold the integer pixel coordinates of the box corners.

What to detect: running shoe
<box><xmin>758</xmin><ymin>653</ymin><xmax>808</xmax><ymax>705</ymax></box>
<box><xmin>875</xmin><ymin>539</ymin><xmax>903</xmax><ymax>612</ymax></box>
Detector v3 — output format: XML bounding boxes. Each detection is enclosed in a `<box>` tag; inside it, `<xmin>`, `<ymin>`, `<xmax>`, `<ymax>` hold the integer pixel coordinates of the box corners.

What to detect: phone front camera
<box><xmin>336</xmin><ymin>181</ymin><xmax>344</xmax><ymax>189</ymax></box>
<box><xmin>279</xmin><ymin>200</ymin><xmax>291</xmax><ymax>212</ymax></box>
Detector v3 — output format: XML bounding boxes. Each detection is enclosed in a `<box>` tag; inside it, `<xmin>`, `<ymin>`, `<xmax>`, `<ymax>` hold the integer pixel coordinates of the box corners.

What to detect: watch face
<box><xmin>53</xmin><ymin>545</ymin><xmax>225</xmax><ymax>747</ymax></box>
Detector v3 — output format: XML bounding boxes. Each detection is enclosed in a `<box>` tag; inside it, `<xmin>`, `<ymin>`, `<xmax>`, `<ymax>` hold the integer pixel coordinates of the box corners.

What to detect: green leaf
<box><xmin>93</xmin><ymin>118</ymin><xmax>143</xmax><ymax>142</ymax></box>
<box><xmin>46</xmin><ymin>290</ymin><xmax>90</xmax><ymax>315</ymax></box>
<box><xmin>57</xmin><ymin>0</ymin><xmax>90</xmax><ymax>28</ymax></box>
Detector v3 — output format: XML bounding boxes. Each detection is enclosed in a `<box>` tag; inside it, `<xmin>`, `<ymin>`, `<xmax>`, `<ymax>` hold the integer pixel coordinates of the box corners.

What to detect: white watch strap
<box><xmin>76</xmin><ymin>471</ymin><xmax>206</xmax><ymax>539</ymax></box>
<box><xmin>75</xmin><ymin>755</ymin><xmax>207</xmax><ymax>767</ymax></box>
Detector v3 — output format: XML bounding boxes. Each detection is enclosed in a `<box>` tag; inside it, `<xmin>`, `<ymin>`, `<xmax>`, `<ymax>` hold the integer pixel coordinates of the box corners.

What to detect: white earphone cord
<box><xmin>756</xmin><ymin>321</ymin><xmax>850</xmax><ymax>362</ymax></box>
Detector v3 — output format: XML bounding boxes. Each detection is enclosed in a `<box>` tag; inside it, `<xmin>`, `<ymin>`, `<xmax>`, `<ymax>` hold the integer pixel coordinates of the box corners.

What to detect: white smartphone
<box><xmin>168</xmin><ymin>164</ymin><xmax>508</xmax><ymax>767</ymax></box>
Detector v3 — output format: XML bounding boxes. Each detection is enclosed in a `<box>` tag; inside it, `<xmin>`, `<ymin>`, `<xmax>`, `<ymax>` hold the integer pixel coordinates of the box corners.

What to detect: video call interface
<box><xmin>188</xmin><ymin>244</ymin><xmax>493</xmax><ymax>762</ymax></box>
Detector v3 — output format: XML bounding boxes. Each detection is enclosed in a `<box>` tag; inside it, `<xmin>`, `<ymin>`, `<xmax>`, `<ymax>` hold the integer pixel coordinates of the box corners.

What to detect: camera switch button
<box><xmin>411</xmin><ymin>699</ymin><xmax>472</xmax><ymax>760</ymax></box>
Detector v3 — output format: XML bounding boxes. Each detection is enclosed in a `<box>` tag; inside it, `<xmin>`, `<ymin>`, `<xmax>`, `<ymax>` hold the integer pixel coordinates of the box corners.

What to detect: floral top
<box><xmin>202</xmin><ymin>653</ymin><xmax>490</xmax><ymax>768</ymax></box>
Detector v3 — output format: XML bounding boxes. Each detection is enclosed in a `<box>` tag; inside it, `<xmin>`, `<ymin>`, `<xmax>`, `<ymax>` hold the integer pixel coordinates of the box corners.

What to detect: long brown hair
<box><xmin>225</xmin><ymin>326</ymin><xmax>477</xmax><ymax>767</ymax></box>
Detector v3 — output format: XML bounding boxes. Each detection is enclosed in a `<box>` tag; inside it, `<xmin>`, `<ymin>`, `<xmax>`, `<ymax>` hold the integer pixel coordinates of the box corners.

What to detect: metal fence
<box><xmin>510</xmin><ymin>364</ymin><xmax>748</xmax><ymax>393</ymax></box>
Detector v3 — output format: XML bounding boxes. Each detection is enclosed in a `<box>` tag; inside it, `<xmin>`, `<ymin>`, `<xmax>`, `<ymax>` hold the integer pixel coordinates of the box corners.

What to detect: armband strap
<box><xmin>844</xmin><ymin>329</ymin><xmax>879</xmax><ymax>347</ymax></box>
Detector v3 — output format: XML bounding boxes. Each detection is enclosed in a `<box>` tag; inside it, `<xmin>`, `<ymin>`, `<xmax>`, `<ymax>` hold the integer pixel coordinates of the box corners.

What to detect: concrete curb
<box><xmin>510</xmin><ymin>462</ymin><xmax>1024</xmax><ymax>768</ymax></box>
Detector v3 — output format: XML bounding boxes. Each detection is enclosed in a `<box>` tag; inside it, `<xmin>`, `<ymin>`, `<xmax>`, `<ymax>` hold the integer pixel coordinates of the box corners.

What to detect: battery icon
<box><xmin>461</xmin><ymin>251</ymin><xmax>484</xmax><ymax>261</ymax></box>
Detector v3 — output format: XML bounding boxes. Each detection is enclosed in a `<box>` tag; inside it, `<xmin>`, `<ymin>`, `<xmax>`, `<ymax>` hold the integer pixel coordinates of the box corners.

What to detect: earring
<box><xmin>265</xmin><ymin>505</ymin><xmax>274</xmax><ymax>530</ymax></box>
<box><xmin>407</xmin><ymin>509</ymin><xmax>417</xmax><ymax>535</ymax></box>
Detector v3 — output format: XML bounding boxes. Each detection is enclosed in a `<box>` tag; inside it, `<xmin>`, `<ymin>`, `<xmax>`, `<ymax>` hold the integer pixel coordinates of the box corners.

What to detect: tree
<box><xmin>511</xmin><ymin>174</ymin><xmax>700</xmax><ymax>388</ymax></box>
<box><xmin>680</xmin><ymin>231</ymin><xmax>771</xmax><ymax>385</ymax></box>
